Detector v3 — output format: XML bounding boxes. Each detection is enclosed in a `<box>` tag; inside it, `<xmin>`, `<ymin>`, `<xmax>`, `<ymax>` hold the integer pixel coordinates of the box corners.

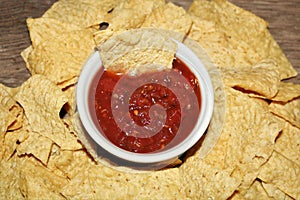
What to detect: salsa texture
<box><xmin>90</xmin><ymin>58</ymin><xmax>201</xmax><ymax>153</ymax></box>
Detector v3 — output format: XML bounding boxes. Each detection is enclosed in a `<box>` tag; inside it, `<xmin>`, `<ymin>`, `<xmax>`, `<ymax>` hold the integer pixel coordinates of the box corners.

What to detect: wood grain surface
<box><xmin>0</xmin><ymin>0</ymin><xmax>299</xmax><ymax>87</ymax></box>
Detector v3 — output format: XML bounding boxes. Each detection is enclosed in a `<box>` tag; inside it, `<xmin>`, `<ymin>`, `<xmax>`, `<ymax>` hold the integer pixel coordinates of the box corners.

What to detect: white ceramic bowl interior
<box><xmin>76</xmin><ymin>40</ymin><xmax>214</xmax><ymax>164</ymax></box>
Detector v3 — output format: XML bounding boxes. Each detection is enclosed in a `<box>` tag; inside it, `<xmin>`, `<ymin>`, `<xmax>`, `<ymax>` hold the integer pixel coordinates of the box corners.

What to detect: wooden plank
<box><xmin>0</xmin><ymin>0</ymin><xmax>299</xmax><ymax>87</ymax></box>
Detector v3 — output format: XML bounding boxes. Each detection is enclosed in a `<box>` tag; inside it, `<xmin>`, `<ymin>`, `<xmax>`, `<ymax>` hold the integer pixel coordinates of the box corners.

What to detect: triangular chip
<box><xmin>57</xmin><ymin>0</ymin><xmax>126</xmax><ymax>15</ymax></box>
<box><xmin>230</xmin><ymin>180</ymin><xmax>271</xmax><ymax>200</ymax></box>
<box><xmin>102</xmin><ymin>0</ymin><xmax>156</xmax><ymax>31</ymax></box>
<box><xmin>0</xmin><ymin>107</ymin><xmax>16</xmax><ymax>161</ymax></box>
<box><xmin>26</xmin><ymin>17</ymin><xmax>83</xmax><ymax>48</ymax></box>
<box><xmin>42</xmin><ymin>0</ymin><xmax>107</xmax><ymax>27</ymax></box>
<box><xmin>47</xmin><ymin>149</ymin><xmax>93</xmax><ymax>179</ymax></box>
<box><xmin>258</xmin><ymin>151</ymin><xmax>300</xmax><ymax>199</ymax></box>
<box><xmin>0</xmin><ymin>84</ymin><xmax>24</xmax><ymax>130</ymax></box>
<box><xmin>19</xmin><ymin>157</ymin><xmax>68</xmax><ymax>199</ymax></box>
<box><xmin>17</xmin><ymin>131</ymin><xmax>53</xmax><ymax>165</ymax></box>
<box><xmin>271</xmin><ymin>82</ymin><xmax>300</xmax><ymax>102</ymax></box>
<box><xmin>2</xmin><ymin>124</ymin><xmax>29</xmax><ymax>161</ymax></box>
<box><xmin>14</xmin><ymin>75</ymin><xmax>82</xmax><ymax>150</ymax></box>
<box><xmin>262</xmin><ymin>182</ymin><xmax>293</xmax><ymax>200</ymax></box>
<box><xmin>201</xmin><ymin>87</ymin><xmax>282</xmax><ymax>191</ymax></box>
<box><xmin>179</xmin><ymin>156</ymin><xmax>240</xmax><ymax>199</ymax></box>
<box><xmin>27</xmin><ymin>29</ymin><xmax>95</xmax><ymax>86</ymax></box>
<box><xmin>62</xmin><ymin>164</ymin><xmax>184</xmax><ymax>199</ymax></box>
<box><xmin>98</xmin><ymin>28</ymin><xmax>178</xmax><ymax>76</ymax></box>
<box><xmin>274</xmin><ymin>117</ymin><xmax>300</xmax><ymax>166</ymax></box>
<box><xmin>221</xmin><ymin>59</ymin><xmax>280</xmax><ymax>99</ymax></box>
<box><xmin>188</xmin><ymin>0</ymin><xmax>297</xmax><ymax>79</ymax></box>
<box><xmin>269</xmin><ymin>97</ymin><xmax>300</xmax><ymax>128</ymax></box>
<box><xmin>142</xmin><ymin>2</ymin><xmax>192</xmax><ymax>41</ymax></box>
<box><xmin>0</xmin><ymin>155</ymin><xmax>24</xmax><ymax>199</ymax></box>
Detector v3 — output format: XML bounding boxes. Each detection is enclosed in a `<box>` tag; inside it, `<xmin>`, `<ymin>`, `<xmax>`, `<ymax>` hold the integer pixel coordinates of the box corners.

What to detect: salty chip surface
<box><xmin>98</xmin><ymin>28</ymin><xmax>178</xmax><ymax>76</ymax></box>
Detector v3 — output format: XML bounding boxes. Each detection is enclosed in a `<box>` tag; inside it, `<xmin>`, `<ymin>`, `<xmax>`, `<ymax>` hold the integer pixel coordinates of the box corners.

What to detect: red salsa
<box><xmin>89</xmin><ymin>58</ymin><xmax>201</xmax><ymax>153</ymax></box>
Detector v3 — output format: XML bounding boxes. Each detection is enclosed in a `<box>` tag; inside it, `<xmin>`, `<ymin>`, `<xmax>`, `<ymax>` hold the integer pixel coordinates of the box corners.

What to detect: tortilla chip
<box><xmin>62</xmin><ymin>165</ymin><xmax>184</xmax><ymax>199</ymax></box>
<box><xmin>189</xmin><ymin>0</ymin><xmax>268</xmax><ymax>39</ymax></box>
<box><xmin>231</xmin><ymin>180</ymin><xmax>271</xmax><ymax>200</ymax></box>
<box><xmin>21</xmin><ymin>45</ymin><xmax>33</xmax><ymax>70</ymax></box>
<box><xmin>269</xmin><ymin>97</ymin><xmax>300</xmax><ymax>128</ymax></box>
<box><xmin>180</xmin><ymin>37</ymin><xmax>225</xmax><ymax>158</ymax></box>
<box><xmin>17</xmin><ymin>131</ymin><xmax>53</xmax><ymax>165</ymax></box>
<box><xmin>14</xmin><ymin>75</ymin><xmax>82</xmax><ymax>150</ymax></box>
<box><xmin>244</xmin><ymin>181</ymin><xmax>271</xmax><ymax>199</ymax></box>
<box><xmin>262</xmin><ymin>182</ymin><xmax>293</xmax><ymax>200</ymax></box>
<box><xmin>0</xmin><ymin>84</ymin><xmax>24</xmax><ymax>130</ymax></box>
<box><xmin>98</xmin><ymin>28</ymin><xmax>177</xmax><ymax>75</ymax></box>
<box><xmin>27</xmin><ymin>29</ymin><xmax>95</xmax><ymax>86</ymax></box>
<box><xmin>0</xmin><ymin>155</ymin><xmax>24</xmax><ymax>199</ymax></box>
<box><xmin>258</xmin><ymin>151</ymin><xmax>300</xmax><ymax>199</ymax></box>
<box><xmin>142</xmin><ymin>2</ymin><xmax>192</xmax><ymax>41</ymax></box>
<box><xmin>188</xmin><ymin>14</ymin><xmax>266</xmax><ymax>71</ymax></box>
<box><xmin>26</xmin><ymin>17</ymin><xmax>83</xmax><ymax>48</ymax></box>
<box><xmin>3</xmin><ymin>124</ymin><xmax>29</xmax><ymax>161</ymax></box>
<box><xmin>61</xmin><ymin>84</ymin><xmax>77</xmax><ymax>115</ymax></box>
<box><xmin>274</xmin><ymin>117</ymin><xmax>300</xmax><ymax>166</ymax></box>
<box><xmin>42</xmin><ymin>0</ymin><xmax>107</xmax><ymax>28</ymax></box>
<box><xmin>0</xmin><ymin>107</ymin><xmax>16</xmax><ymax>161</ymax></box>
<box><xmin>93</xmin><ymin>29</ymin><xmax>119</xmax><ymax>47</ymax></box>
<box><xmin>221</xmin><ymin>59</ymin><xmax>280</xmax><ymax>99</ymax></box>
<box><xmin>47</xmin><ymin>149</ymin><xmax>93</xmax><ymax>179</ymax></box>
<box><xmin>201</xmin><ymin>87</ymin><xmax>282</xmax><ymax>191</ymax></box>
<box><xmin>62</xmin><ymin>113</ymin><xmax>101</xmax><ymax>161</ymax></box>
<box><xmin>19</xmin><ymin>157</ymin><xmax>68</xmax><ymax>199</ymax></box>
<box><xmin>60</xmin><ymin>0</ymin><xmax>126</xmax><ymax>14</ymax></box>
<box><xmin>180</xmin><ymin>156</ymin><xmax>240</xmax><ymax>199</ymax></box>
<box><xmin>272</xmin><ymin>82</ymin><xmax>300</xmax><ymax>102</ymax></box>
<box><xmin>188</xmin><ymin>0</ymin><xmax>297</xmax><ymax>79</ymax></box>
<box><xmin>103</xmin><ymin>0</ymin><xmax>155</xmax><ymax>31</ymax></box>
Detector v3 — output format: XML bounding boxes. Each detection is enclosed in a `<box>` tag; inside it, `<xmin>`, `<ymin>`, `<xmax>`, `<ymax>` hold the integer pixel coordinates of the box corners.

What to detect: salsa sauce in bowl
<box><xmin>89</xmin><ymin>58</ymin><xmax>201</xmax><ymax>153</ymax></box>
<box><xmin>77</xmin><ymin>39</ymin><xmax>214</xmax><ymax>164</ymax></box>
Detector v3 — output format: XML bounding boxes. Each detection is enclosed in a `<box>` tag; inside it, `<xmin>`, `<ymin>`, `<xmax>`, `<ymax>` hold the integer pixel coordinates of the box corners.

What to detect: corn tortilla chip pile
<box><xmin>1</xmin><ymin>0</ymin><xmax>300</xmax><ymax>199</ymax></box>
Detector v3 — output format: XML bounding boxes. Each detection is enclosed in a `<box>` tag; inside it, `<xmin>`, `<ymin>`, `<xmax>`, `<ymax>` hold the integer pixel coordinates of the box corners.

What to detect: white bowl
<box><xmin>76</xmin><ymin>40</ymin><xmax>214</xmax><ymax>164</ymax></box>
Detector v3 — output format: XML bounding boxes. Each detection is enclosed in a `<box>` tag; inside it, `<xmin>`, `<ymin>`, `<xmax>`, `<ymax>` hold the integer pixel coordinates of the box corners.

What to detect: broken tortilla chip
<box><xmin>269</xmin><ymin>97</ymin><xmax>300</xmax><ymax>128</ymax></box>
<box><xmin>271</xmin><ymin>82</ymin><xmax>300</xmax><ymax>102</ymax></box>
<box><xmin>142</xmin><ymin>2</ymin><xmax>192</xmax><ymax>41</ymax></box>
<box><xmin>17</xmin><ymin>131</ymin><xmax>53</xmax><ymax>165</ymax></box>
<box><xmin>0</xmin><ymin>84</ymin><xmax>24</xmax><ymax>130</ymax></box>
<box><xmin>274</xmin><ymin>117</ymin><xmax>300</xmax><ymax>166</ymax></box>
<box><xmin>14</xmin><ymin>75</ymin><xmax>82</xmax><ymax>150</ymax></box>
<box><xmin>258</xmin><ymin>151</ymin><xmax>300</xmax><ymax>199</ymax></box>
<box><xmin>221</xmin><ymin>59</ymin><xmax>280</xmax><ymax>99</ymax></box>
<box><xmin>98</xmin><ymin>28</ymin><xmax>178</xmax><ymax>76</ymax></box>
<box><xmin>19</xmin><ymin>157</ymin><xmax>68</xmax><ymax>199</ymax></box>
<box><xmin>201</xmin><ymin>87</ymin><xmax>282</xmax><ymax>191</ymax></box>
<box><xmin>27</xmin><ymin>29</ymin><xmax>95</xmax><ymax>86</ymax></box>
<box><xmin>42</xmin><ymin>0</ymin><xmax>107</xmax><ymax>28</ymax></box>
<box><xmin>262</xmin><ymin>182</ymin><xmax>294</xmax><ymax>200</ymax></box>
<box><xmin>26</xmin><ymin>17</ymin><xmax>84</xmax><ymax>48</ymax></box>
<box><xmin>0</xmin><ymin>155</ymin><xmax>24</xmax><ymax>199</ymax></box>
<box><xmin>230</xmin><ymin>180</ymin><xmax>270</xmax><ymax>200</ymax></box>
<box><xmin>179</xmin><ymin>156</ymin><xmax>240</xmax><ymax>199</ymax></box>
<box><xmin>62</xmin><ymin>164</ymin><xmax>184</xmax><ymax>199</ymax></box>
<box><xmin>102</xmin><ymin>0</ymin><xmax>156</xmax><ymax>31</ymax></box>
<box><xmin>188</xmin><ymin>0</ymin><xmax>297</xmax><ymax>79</ymax></box>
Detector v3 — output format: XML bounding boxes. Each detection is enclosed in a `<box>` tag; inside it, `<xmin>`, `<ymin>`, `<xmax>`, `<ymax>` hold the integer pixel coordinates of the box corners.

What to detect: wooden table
<box><xmin>1</xmin><ymin>0</ymin><xmax>299</xmax><ymax>87</ymax></box>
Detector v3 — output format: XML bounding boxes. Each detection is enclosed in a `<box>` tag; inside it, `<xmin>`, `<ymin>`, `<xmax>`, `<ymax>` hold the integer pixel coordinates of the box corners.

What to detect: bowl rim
<box><xmin>76</xmin><ymin>39</ymin><xmax>214</xmax><ymax>164</ymax></box>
